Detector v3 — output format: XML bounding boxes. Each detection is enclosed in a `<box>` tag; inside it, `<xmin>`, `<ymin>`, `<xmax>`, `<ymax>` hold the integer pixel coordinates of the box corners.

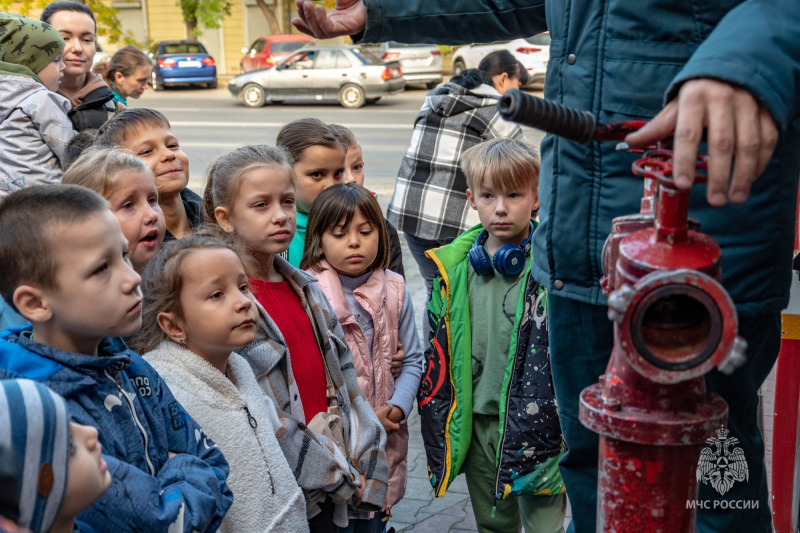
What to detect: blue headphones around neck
<box><xmin>468</xmin><ymin>222</ymin><xmax>534</xmax><ymax>277</ymax></box>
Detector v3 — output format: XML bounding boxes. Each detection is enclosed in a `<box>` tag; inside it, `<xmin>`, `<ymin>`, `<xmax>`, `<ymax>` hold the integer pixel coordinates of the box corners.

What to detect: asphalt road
<box><xmin>129</xmin><ymin>85</ymin><xmax>546</xmax><ymax>204</ymax></box>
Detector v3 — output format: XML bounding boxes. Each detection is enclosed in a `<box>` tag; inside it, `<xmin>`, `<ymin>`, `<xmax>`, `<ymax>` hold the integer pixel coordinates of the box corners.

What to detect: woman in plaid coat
<box><xmin>386</xmin><ymin>50</ymin><xmax>527</xmax><ymax>297</ymax></box>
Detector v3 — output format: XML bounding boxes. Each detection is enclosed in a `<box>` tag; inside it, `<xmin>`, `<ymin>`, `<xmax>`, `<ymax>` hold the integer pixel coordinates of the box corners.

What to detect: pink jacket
<box><xmin>308</xmin><ymin>261</ymin><xmax>408</xmax><ymax>509</ymax></box>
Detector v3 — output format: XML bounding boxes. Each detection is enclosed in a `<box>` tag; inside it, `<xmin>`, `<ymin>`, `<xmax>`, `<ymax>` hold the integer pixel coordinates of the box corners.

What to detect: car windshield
<box><xmin>525</xmin><ymin>33</ymin><xmax>551</xmax><ymax>46</ymax></box>
<box><xmin>162</xmin><ymin>42</ymin><xmax>207</xmax><ymax>55</ymax></box>
<box><xmin>271</xmin><ymin>41</ymin><xmax>308</xmax><ymax>54</ymax></box>
<box><xmin>350</xmin><ymin>49</ymin><xmax>383</xmax><ymax>65</ymax></box>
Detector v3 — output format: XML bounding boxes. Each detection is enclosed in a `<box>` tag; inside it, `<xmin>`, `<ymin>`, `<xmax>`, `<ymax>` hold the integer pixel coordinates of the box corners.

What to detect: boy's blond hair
<box><xmin>461</xmin><ymin>138</ymin><xmax>540</xmax><ymax>193</ymax></box>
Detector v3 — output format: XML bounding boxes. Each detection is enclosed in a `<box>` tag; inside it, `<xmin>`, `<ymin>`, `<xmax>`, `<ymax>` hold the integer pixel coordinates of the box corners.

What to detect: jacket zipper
<box><xmin>492</xmin><ymin>277</ymin><xmax>532</xmax><ymax>512</ymax></box>
<box><xmin>243</xmin><ymin>404</ymin><xmax>275</xmax><ymax>493</ymax></box>
<box><xmin>105</xmin><ymin>369</ymin><xmax>155</xmax><ymax>475</ymax></box>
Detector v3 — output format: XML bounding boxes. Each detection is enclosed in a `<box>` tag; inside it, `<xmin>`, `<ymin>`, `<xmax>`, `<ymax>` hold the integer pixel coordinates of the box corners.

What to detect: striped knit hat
<box><xmin>0</xmin><ymin>379</ymin><xmax>69</xmax><ymax>533</ymax></box>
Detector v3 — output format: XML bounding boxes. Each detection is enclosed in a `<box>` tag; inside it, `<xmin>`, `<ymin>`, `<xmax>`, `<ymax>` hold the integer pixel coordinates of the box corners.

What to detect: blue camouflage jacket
<box><xmin>0</xmin><ymin>327</ymin><xmax>233</xmax><ymax>532</ymax></box>
<box><xmin>360</xmin><ymin>0</ymin><xmax>800</xmax><ymax>317</ymax></box>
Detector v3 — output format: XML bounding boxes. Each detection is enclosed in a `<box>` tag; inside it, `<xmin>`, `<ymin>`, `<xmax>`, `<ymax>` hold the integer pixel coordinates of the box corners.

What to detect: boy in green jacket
<box><xmin>418</xmin><ymin>138</ymin><xmax>565</xmax><ymax>533</ymax></box>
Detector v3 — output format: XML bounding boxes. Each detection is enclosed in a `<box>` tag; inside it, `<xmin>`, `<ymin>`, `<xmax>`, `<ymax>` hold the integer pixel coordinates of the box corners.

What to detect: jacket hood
<box><xmin>0</xmin><ymin>327</ymin><xmax>132</xmax><ymax>397</ymax></box>
<box><xmin>57</xmin><ymin>71</ymin><xmax>109</xmax><ymax>109</ymax></box>
<box><xmin>423</xmin><ymin>81</ymin><xmax>502</xmax><ymax>118</ymax></box>
<box><xmin>0</xmin><ymin>74</ymin><xmax>44</xmax><ymax>122</ymax></box>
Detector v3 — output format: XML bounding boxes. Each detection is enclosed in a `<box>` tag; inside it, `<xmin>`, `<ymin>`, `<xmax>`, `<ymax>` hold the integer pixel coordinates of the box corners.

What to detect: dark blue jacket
<box><xmin>360</xmin><ymin>0</ymin><xmax>800</xmax><ymax>316</ymax></box>
<box><xmin>0</xmin><ymin>327</ymin><xmax>233</xmax><ymax>532</ymax></box>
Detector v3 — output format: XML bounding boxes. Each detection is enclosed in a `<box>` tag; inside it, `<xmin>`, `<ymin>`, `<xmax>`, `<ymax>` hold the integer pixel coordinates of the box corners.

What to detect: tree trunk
<box><xmin>185</xmin><ymin>17</ymin><xmax>198</xmax><ymax>38</ymax></box>
<box><xmin>254</xmin><ymin>0</ymin><xmax>282</xmax><ymax>34</ymax></box>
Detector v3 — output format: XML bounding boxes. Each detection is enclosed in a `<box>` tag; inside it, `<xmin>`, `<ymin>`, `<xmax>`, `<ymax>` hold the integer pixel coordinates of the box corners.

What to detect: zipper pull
<box><xmin>491</xmin><ymin>505</ymin><xmax>497</xmax><ymax>518</ymax></box>
<box><xmin>243</xmin><ymin>405</ymin><xmax>257</xmax><ymax>428</ymax></box>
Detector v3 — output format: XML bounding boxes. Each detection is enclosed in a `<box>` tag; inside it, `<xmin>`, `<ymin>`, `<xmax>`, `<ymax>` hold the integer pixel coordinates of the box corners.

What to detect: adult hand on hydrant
<box><xmin>625</xmin><ymin>78</ymin><xmax>778</xmax><ymax>207</ymax></box>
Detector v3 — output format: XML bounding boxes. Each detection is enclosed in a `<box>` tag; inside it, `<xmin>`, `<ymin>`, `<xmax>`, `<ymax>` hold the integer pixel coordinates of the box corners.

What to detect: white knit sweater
<box><xmin>145</xmin><ymin>341</ymin><xmax>309</xmax><ymax>533</ymax></box>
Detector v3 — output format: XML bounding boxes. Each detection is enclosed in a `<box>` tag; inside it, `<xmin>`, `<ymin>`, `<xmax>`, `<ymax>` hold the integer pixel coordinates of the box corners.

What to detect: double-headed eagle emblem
<box><xmin>697</xmin><ymin>426</ymin><xmax>749</xmax><ymax>495</ymax></box>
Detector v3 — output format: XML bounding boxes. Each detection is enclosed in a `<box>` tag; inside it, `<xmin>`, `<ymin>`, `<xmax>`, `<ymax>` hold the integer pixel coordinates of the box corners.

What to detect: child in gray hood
<box><xmin>0</xmin><ymin>13</ymin><xmax>75</xmax><ymax>199</ymax></box>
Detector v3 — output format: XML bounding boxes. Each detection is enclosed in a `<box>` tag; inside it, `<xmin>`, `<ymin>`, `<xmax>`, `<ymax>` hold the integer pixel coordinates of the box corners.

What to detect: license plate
<box><xmin>405</xmin><ymin>58</ymin><xmax>429</xmax><ymax>66</ymax></box>
<box><xmin>178</xmin><ymin>60</ymin><xmax>201</xmax><ymax>68</ymax></box>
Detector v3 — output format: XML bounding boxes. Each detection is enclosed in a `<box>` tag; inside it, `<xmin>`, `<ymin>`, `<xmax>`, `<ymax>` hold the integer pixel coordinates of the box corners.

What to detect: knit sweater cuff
<box><xmin>387</xmin><ymin>388</ymin><xmax>415</xmax><ymax>422</ymax></box>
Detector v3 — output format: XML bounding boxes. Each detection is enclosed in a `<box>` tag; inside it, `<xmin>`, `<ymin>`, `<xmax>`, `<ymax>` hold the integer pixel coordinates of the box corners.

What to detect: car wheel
<box><xmin>425</xmin><ymin>82</ymin><xmax>437</xmax><ymax>89</ymax></box>
<box><xmin>452</xmin><ymin>59</ymin><xmax>466</xmax><ymax>76</ymax></box>
<box><xmin>338</xmin><ymin>84</ymin><xmax>366</xmax><ymax>109</ymax></box>
<box><xmin>241</xmin><ymin>83</ymin><xmax>266</xmax><ymax>107</ymax></box>
<box><xmin>151</xmin><ymin>71</ymin><xmax>165</xmax><ymax>91</ymax></box>
<box><xmin>366</xmin><ymin>97</ymin><xmax>381</xmax><ymax>104</ymax></box>
<box><xmin>207</xmin><ymin>80</ymin><xmax>217</xmax><ymax>89</ymax></box>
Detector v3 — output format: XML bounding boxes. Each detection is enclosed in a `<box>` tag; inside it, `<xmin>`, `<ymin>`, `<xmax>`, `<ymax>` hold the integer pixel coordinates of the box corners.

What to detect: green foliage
<box><xmin>437</xmin><ymin>45</ymin><xmax>454</xmax><ymax>56</ymax></box>
<box><xmin>2</xmin><ymin>0</ymin><xmax>129</xmax><ymax>44</ymax></box>
<box><xmin>177</xmin><ymin>0</ymin><xmax>232</xmax><ymax>37</ymax></box>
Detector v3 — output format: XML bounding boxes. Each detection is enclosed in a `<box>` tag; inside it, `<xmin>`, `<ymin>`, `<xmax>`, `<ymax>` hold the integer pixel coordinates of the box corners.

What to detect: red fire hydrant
<box><xmin>580</xmin><ymin>149</ymin><xmax>748</xmax><ymax>532</ymax></box>
<box><xmin>494</xmin><ymin>90</ymin><xmax>751</xmax><ymax>531</ymax></box>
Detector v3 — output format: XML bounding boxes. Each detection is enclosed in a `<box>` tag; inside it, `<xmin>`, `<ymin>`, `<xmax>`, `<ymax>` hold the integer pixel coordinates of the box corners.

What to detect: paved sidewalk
<box><xmin>386</xmin><ymin>231</ymin><xmax>572</xmax><ymax>533</ymax></box>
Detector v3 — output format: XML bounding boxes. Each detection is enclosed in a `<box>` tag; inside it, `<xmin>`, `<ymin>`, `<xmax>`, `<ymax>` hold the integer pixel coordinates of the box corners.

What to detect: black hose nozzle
<box><xmin>498</xmin><ymin>89</ymin><xmax>597</xmax><ymax>144</ymax></box>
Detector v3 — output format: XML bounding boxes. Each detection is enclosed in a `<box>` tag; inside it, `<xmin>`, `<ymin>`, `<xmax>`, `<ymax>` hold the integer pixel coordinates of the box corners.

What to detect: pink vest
<box><xmin>308</xmin><ymin>262</ymin><xmax>408</xmax><ymax>509</ymax></box>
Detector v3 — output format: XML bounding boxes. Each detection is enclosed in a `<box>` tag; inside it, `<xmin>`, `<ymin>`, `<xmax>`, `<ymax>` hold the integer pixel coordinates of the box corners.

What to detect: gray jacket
<box><xmin>0</xmin><ymin>74</ymin><xmax>75</xmax><ymax>198</ymax></box>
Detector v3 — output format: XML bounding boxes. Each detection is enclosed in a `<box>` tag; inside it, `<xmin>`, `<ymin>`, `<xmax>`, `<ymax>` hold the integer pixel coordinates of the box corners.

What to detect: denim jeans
<box><xmin>547</xmin><ymin>293</ymin><xmax>778</xmax><ymax>533</ymax></box>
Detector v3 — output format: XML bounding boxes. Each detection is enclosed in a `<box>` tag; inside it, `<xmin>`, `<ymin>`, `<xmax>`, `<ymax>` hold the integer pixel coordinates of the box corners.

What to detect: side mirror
<box><xmin>241</xmin><ymin>47</ymin><xmax>249</xmax><ymax>54</ymax></box>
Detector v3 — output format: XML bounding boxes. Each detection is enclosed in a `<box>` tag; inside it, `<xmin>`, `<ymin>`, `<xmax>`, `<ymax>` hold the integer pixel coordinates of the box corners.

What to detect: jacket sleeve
<box><xmin>72</xmin><ymin>370</ymin><xmax>233</xmax><ymax>533</ymax></box>
<box><xmin>269</xmin><ymin>394</ymin><xmax>360</xmax><ymax>501</ymax></box>
<box><xmin>319</xmin><ymin>290</ymin><xmax>389</xmax><ymax>511</ymax></box>
<box><xmin>361</xmin><ymin>0</ymin><xmax>547</xmax><ymax>45</ymax></box>
<box><xmin>239</xmin><ymin>306</ymin><xmax>364</xmax><ymax>503</ymax></box>
<box><xmin>386</xmin><ymin>287</ymin><xmax>423</xmax><ymax>421</ymax></box>
<box><xmin>28</xmin><ymin>91</ymin><xmax>76</xmax><ymax>165</ymax></box>
<box><xmin>666</xmin><ymin>0</ymin><xmax>800</xmax><ymax>130</ymax></box>
<box><xmin>81</xmin><ymin>452</ymin><xmax>230</xmax><ymax>533</ymax></box>
<box><xmin>154</xmin><ymin>372</ymin><xmax>233</xmax><ymax>532</ymax></box>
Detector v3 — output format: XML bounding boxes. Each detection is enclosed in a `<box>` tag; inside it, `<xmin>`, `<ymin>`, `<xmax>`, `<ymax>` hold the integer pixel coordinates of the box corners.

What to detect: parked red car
<box><xmin>240</xmin><ymin>34</ymin><xmax>313</xmax><ymax>73</ymax></box>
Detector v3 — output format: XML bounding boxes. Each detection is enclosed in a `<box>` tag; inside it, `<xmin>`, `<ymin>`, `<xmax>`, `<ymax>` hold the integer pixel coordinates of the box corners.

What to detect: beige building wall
<box><xmin>145</xmin><ymin>0</ymin><xmax>184</xmax><ymax>43</ymax></box>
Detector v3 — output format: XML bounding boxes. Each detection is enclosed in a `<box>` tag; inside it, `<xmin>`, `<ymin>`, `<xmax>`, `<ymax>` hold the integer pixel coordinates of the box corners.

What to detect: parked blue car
<box><xmin>150</xmin><ymin>40</ymin><xmax>217</xmax><ymax>90</ymax></box>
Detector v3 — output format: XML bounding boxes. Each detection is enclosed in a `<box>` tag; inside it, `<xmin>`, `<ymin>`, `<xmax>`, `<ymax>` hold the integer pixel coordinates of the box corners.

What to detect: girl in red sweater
<box><xmin>203</xmin><ymin>145</ymin><xmax>389</xmax><ymax>533</ymax></box>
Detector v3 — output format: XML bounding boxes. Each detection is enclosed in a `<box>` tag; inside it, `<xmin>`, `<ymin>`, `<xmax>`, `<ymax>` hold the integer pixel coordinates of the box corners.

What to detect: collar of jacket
<box><xmin>309</xmin><ymin>260</ymin><xmax>386</xmax><ymax>328</ymax></box>
<box><xmin>426</xmin><ymin>219</ymin><xmax>539</xmax><ymax>273</ymax></box>
<box><xmin>0</xmin><ymin>326</ymin><xmax>131</xmax><ymax>394</ymax></box>
<box><xmin>147</xmin><ymin>340</ymin><xmax>246</xmax><ymax>409</ymax></box>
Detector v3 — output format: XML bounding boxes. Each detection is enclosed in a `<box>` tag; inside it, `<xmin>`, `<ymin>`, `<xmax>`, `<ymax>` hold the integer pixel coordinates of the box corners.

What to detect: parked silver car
<box><xmin>365</xmin><ymin>42</ymin><xmax>443</xmax><ymax>88</ymax></box>
<box><xmin>228</xmin><ymin>45</ymin><xmax>405</xmax><ymax>109</ymax></box>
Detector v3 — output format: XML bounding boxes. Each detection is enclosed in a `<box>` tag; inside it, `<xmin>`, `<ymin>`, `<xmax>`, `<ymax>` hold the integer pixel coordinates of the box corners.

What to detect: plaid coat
<box><xmin>236</xmin><ymin>257</ymin><xmax>389</xmax><ymax>519</ymax></box>
<box><xmin>387</xmin><ymin>82</ymin><xmax>523</xmax><ymax>241</ymax></box>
